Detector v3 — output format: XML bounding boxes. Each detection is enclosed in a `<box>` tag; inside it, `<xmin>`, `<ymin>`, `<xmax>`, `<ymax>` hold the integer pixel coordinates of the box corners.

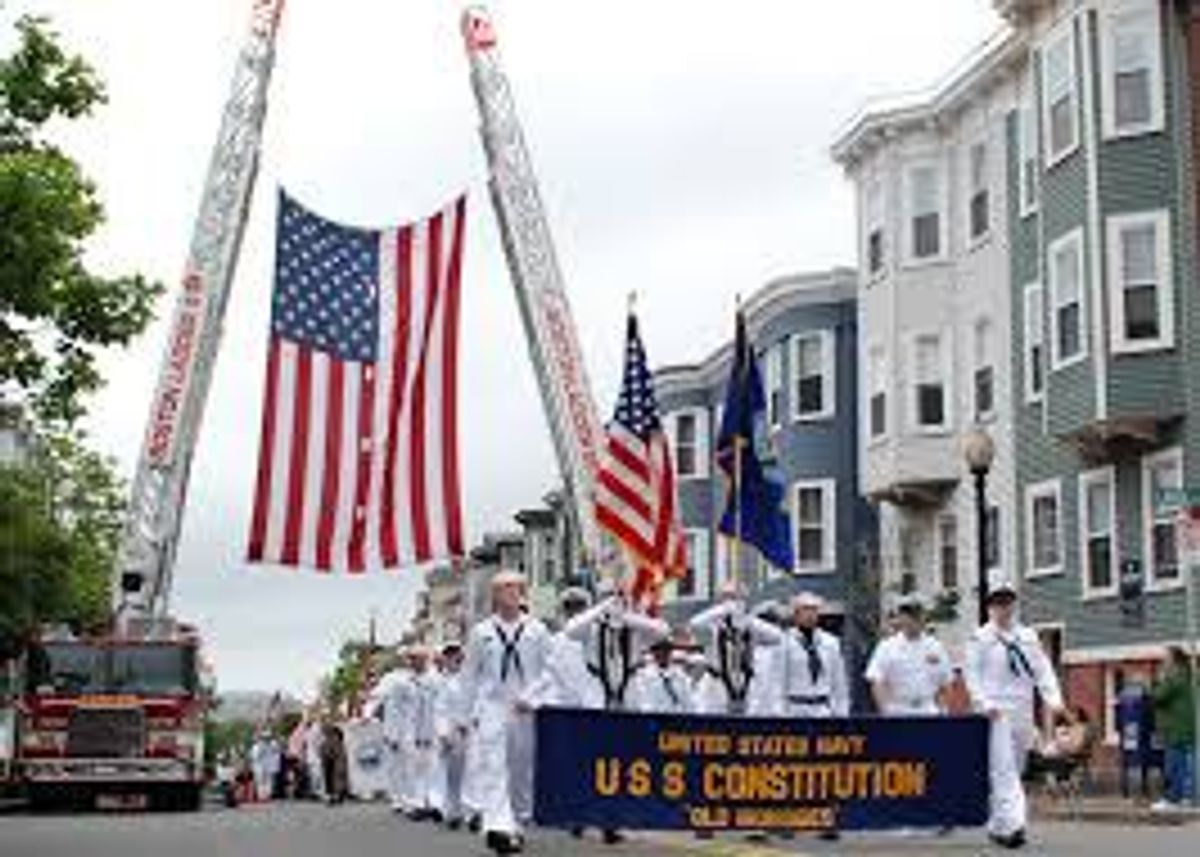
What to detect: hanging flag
<box><xmin>595</xmin><ymin>313</ymin><xmax>687</xmax><ymax>606</ymax></box>
<box><xmin>715</xmin><ymin>311</ymin><xmax>793</xmax><ymax>571</ymax></box>
<box><xmin>247</xmin><ymin>191</ymin><xmax>466</xmax><ymax>573</ymax></box>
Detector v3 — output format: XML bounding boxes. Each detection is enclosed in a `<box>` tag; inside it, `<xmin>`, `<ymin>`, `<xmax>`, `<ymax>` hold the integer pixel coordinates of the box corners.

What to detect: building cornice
<box><xmin>830</xmin><ymin>27</ymin><xmax>1024</xmax><ymax>170</ymax></box>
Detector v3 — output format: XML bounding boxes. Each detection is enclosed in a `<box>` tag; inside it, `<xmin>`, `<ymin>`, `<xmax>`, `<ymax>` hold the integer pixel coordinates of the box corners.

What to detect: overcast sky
<box><xmin>3</xmin><ymin>0</ymin><xmax>1000</xmax><ymax>697</ymax></box>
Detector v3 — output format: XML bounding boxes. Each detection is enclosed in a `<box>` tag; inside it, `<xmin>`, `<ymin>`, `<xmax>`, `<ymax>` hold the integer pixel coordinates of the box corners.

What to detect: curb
<box><xmin>637</xmin><ymin>832</ymin><xmax>798</xmax><ymax>856</ymax></box>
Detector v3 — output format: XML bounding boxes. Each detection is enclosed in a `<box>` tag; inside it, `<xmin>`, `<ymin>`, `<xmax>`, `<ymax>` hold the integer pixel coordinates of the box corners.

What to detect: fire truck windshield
<box><xmin>26</xmin><ymin>643</ymin><xmax>197</xmax><ymax>696</ymax></box>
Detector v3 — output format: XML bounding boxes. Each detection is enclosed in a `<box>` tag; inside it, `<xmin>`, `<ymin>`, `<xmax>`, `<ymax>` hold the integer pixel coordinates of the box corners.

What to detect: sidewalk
<box><xmin>1032</xmin><ymin>793</ymin><xmax>1200</xmax><ymax>825</ymax></box>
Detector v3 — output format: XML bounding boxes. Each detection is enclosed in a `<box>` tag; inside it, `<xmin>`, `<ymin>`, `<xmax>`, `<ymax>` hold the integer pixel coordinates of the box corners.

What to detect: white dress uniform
<box><xmin>689</xmin><ymin>600</ymin><xmax>784</xmax><ymax>715</ymax></box>
<box><xmin>777</xmin><ymin>626</ymin><xmax>850</xmax><ymax>717</ymax></box>
<box><xmin>250</xmin><ymin>737</ymin><xmax>274</xmax><ymax>801</ymax></box>
<box><xmin>461</xmin><ymin>613</ymin><xmax>552</xmax><ymax>838</ymax></box>
<box><xmin>747</xmin><ymin>645</ymin><xmax>784</xmax><ymax>716</ymax></box>
<box><xmin>305</xmin><ymin>720</ymin><xmax>325</xmax><ymax>800</ymax></box>
<box><xmin>964</xmin><ymin>620</ymin><xmax>1063</xmax><ymax>840</ymax></box>
<box><xmin>563</xmin><ymin>597</ymin><xmax>668</xmax><ymax>711</ymax></box>
<box><xmin>527</xmin><ymin>624</ymin><xmax>603</xmax><ymax>710</ymax></box>
<box><xmin>405</xmin><ymin>669</ymin><xmax>445</xmax><ymax>813</ymax></box>
<box><xmin>865</xmin><ymin>632</ymin><xmax>953</xmax><ymax>715</ymax></box>
<box><xmin>631</xmin><ymin>661</ymin><xmax>694</xmax><ymax>714</ymax></box>
<box><xmin>435</xmin><ymin>666</ymin><xmax>469</xmax><ymax>824</ymax></box>
<box><xmin>379</xmin><ymin>667</ymin><xmax>415</xmax><ymax>811</ymax></box>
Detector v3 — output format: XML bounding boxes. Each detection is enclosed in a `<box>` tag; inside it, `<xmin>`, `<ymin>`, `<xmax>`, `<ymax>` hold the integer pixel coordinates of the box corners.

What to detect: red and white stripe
<box><xmin>247</xmin><ymin>197</ymin><xmax>466</xmax><ymax>572</ymax></box>
<box><xmin>595</xmin><ymin>422</ymin><xmax>686</xmax><ymax>582</ymax></box>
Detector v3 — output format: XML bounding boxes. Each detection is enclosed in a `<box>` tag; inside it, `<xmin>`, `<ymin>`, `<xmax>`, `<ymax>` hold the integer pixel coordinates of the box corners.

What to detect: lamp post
<box><xmin>962</xmin><ymin>428</ymin><xmax>996</xmax><ymax>625</ymax></box>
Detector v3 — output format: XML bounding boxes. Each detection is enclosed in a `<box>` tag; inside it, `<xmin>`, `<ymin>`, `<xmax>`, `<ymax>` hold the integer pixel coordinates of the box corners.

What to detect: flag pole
<box><xmin>731</xmin><ymin>295</ymin><xmax>743</xmax><ymax>593</ymax></box>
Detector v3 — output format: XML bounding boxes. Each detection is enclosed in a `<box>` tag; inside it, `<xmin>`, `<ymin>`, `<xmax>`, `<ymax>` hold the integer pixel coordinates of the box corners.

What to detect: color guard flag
<box><xmin>247</xmin><ymin>191</ymin><xmax>467</xmax><ymax>573</ymax></box>
<box><xmin>595</xmin><ymin>312</ymin><xmax>687</xmax><ymax>605</ymax></box>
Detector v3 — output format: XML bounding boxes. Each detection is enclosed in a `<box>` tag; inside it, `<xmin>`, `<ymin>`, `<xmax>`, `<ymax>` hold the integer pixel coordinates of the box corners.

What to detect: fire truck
<box><xmin>17</xmin><ymin>626</ymin><xmax>212</xmax><ymax>810</ymax></box>
<box><xmin>12</xmin><ymin>0</ymin><xmax>285</xmax><ymax>811</ymax></box>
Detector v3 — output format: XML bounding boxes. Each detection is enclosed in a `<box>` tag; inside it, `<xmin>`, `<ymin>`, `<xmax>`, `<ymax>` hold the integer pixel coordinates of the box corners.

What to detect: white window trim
<box><xmin>793</xmin><ymin>479</ymin><xmax>837</xmax><ymax>575</ymax></box>
<box><xmin>1106</xmin><ymin>209</ymin><xmax>1175</xmax><ymax>355</ymax></box>
<box><xmin>973</xmin><ymin>316</ymin><xmax>996</xmax><ymax>423</ymax></box>
<box><xmin>965</xmin><ymin>137</ymin><xmax>992</xmax><ymax>250</ymax></box>
<box><xmin>1099</xmin><ymin>0</ymin><xmax>1166</xmax><ymax>141</ymax></box>
<box><xmin>791</xmin><ymin>330</ymin><xmax>836</xmax><ymax>423</ymax></box>
<box><xmin>1048</xmin><ymin>228</ymin><xmax>1088</xmax><ymax>370</ymax></box>
<box><xmin>902</xmin><ymin>156</ymin><xmax>949</xmax><ymax>267</ymax></box>
<box><xmin>935</xmin><ymin>512</ymin><xmax>959</xmax><ymax>593</ymax></box>
<box><xmin>1142</xmin><ymin>446</ymin><xmax>1184</xmax><ymax>592</ymax></box>
<box><xmin>1025</xmin><ymin>478</ymin><xmax>1064</xmax><ymax>579</ymax></box>
<box><xmin>1019</xmin><ymin>64</ymin><xmax>1040</xmax><ymax>218</ymax></box>
<box><xmin>671</xmin><ymin>407</ymin><xmax>710</xmax><ymax>481</ymax></box>
<box><xmin>1079</xmin><ymin>466</ymin><xmax>1118</xmax><ymax>601</ymax></box>
<box><xmin>1042</xmin><ymin>18</ymin><xmax>1080</xmax><ymax>169</ymax></box>
<box><xmin>907</xmin><ymin>330</ymin><xmax>953</xmax><ymax>436</ymax></box>
<box><xmin>863</xmin><ymin>176</ymin><xmax>887</xmax><ymax>284</ymax></box>
<box><xmin>1023</xmin><ymin>282</ymin><xmax>1046</xmax><ymax>404</ymax></box>
<box><xmin>867</xmin><ymin>343</ymin><xmax>889</xmax><ymax>444</ymax></box>
<box><xmin>765</xmin><ymin>342</ymin><xmax>785</xmax><ymax>431</ymax></box>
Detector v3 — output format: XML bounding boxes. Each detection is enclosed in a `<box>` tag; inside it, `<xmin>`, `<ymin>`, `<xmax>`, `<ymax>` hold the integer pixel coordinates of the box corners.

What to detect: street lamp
<box><xmin>962</xmin><ymin>428</ymin><xmax>996</xmax><ymax>625</ymax></box>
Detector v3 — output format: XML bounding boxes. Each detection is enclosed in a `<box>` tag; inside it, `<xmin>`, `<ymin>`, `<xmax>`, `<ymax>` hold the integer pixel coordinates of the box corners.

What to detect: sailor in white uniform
<box><xmin>865</xmin><ymin>596</ymin><xmax>953</xmax><ymax>715</ymax></box>
<box><xmin>689</xmin><ymin>581</ymin><xmax>784</xmax><ymax>715</ymax></box>
<box><xmin>379</xmin><ymin>647</ymin><xmax>415</xmax><ymax>813</ymax></box>
<box><xmin>776</xmin><ymin>591</ymin><xmax>849</xmax><ymax>718</ymax></box>
<box><xmin>434</xmin><ymin>641</ymin><xmax>469</xmax><ymax>830</ymax></box>
<box><xmin>964</xmin><ymin>582</ymin><xmax>1065</xmax><ymax>850</ymax></box>
<box><xmin>460</xmin><ymin>570</ymin><xmax>552</xmax><ymax>856</ymax></box>
<box><xmin>632</xmin><ymin>637</ymin><xmax>693</xmax><ymax>714</ymax></box>
<box><xmin>404</xmin><ymin>646</ymin><xmax>445</xmax><ymax>820</ymax></box>
<box><xmin>526</xmin><ymin>587</ymin><xmax>602</xmax><ymax>710</ymax></box>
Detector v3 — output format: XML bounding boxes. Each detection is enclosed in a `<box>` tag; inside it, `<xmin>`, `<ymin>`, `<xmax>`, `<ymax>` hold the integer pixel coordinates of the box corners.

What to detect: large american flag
<box><xmin>247</xmin><ymin>191</ymin><xmax>466</xmax><ymax>572</ymax></box>
<box><xmin>595</xmin><ymin>314</ymin><xmax>686</xmax><ymax>601</ymax></box>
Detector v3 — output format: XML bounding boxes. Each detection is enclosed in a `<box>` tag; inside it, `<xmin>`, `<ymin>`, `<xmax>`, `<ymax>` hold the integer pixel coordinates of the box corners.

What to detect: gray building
<box><xmin>654</xmin><ymin>269</ymin><xmax>877</xmax><ymax>659</ymax></box>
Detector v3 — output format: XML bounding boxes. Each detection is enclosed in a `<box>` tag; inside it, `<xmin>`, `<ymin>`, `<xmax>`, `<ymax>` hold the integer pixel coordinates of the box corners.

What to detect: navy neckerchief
<box><xmin>798</xmin><ymin>627</ymin><xmax>823</xmax><ymax>684</ymax></box>
<box><xmin>716</xmin><ymin>615</ymin><xmax>754</xmax><ymax>703</ymax></box>
<box><xmin>494</xmin><ymin>620</ymin><xmax>526</xmax><ymax>683</ymax></box>
<box><xmin>589</xmin><ymin>618</ymin><xmax>635</xmax><ymax>709</ymax></box>
<box><xmin>660</xmin><ymin>668</ymin><xmax>681</xmax><ymax>708</ymax></box>
<box><xmin>998</xmin><ymin>633</ymin><xmax>1034</xmax><ymax>680</ymax></box>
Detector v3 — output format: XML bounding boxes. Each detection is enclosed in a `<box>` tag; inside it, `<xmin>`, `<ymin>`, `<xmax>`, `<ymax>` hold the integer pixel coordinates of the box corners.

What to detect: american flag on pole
<box><xmin>247</xmin><ymin>191</ymin><xmax>466</xmax><ymax>572</ymax></box>
<box><xmin>594</xmin><ymin>313</ymin><xmax>686</xmax><ymax>604</ymax></box>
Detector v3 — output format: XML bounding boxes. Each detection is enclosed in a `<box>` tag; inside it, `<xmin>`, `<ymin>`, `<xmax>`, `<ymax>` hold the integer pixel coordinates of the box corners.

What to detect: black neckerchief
<box><xmin>494</xmin><ymin>620</ymin><xmax>526</xmax><ymax>683</ymax></box>
<box><xmin>998</xmin><ymin>632</ymin><xmax>1034</xmax><ymax>680</ymax></box>
<box><xmin>799</xmin><ymin>627</ymin><xmax>823</xmax><ymax>684</ymax></box>
<box><xmin>716</xmin><ymin>615</ymin><xmax>754</xmax><ymax>704</ymax></box>
<box><xmin>660</xmin><ymin>668</ymin><xmax>681</xmax><ymax>709</ymax></box>
<box><xmin>588</xmin><ymin>618</ymin><xmax>635</xmax><ymax>709</ymax></box>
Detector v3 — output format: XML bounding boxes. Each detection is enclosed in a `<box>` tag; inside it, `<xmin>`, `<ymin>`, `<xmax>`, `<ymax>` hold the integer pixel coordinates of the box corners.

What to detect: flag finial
<box><xmin>627</xmin><ymin>290</ymin><xmax>637</xmax><ymax>314</ymax></box>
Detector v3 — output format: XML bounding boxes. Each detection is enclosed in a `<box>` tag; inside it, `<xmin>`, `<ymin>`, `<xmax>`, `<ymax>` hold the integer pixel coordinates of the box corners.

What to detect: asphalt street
<box><xmin>1</xmin><ymin>801</ymin><xmax>1198</xmax><ymax>857</ymax></box>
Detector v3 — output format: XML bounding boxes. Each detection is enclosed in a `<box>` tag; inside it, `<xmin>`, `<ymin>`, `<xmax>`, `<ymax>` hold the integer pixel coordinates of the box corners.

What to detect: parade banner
<box><xmin>534</xmin><ymin>708</ymin><xmax>989</xmax><ymax>832</ymax></box>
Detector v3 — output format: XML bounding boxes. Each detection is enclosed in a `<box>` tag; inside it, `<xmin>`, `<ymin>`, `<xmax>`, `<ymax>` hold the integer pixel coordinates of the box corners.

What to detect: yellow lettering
<box><xmin>629</xmin><ymin>759</ymin><xmax>652</xmax><ymax>797</ymax></box>
<box><xmin>661</xmin><ymin>761</ymin><xmax>686</xmax><ymax>800</ymax></box>
<box><xmin>594</xmin><ymin>758</ymin><xmax>620</xmax><ymax>797</ymax></box>
<box><xmin>703</xmin><ymin>763</ymin><xmax>724</xmax><ymax>800</ymax></box>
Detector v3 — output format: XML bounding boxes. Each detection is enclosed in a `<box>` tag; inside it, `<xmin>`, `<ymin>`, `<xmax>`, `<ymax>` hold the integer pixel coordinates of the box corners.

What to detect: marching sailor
<box><xmin>747</xmin><ymin>600</ymin><xmax>787</xmax><ymax>716</ymax></box>
<box><xmin>865</xmin><ymin>596</ymin><xmax>953</xmax><ymax>716</ymax></box>
<box><xmin>965</xmin><ymin>582</ymin><xmax>1065</xmax><ymax>850</ymax></box>
<box><xmin>777</xmin><ymin>591</ymin><xmax>849</xmax><ymax>718</ymax></box>
<box><xmin>434</xmin><ymin>641</ymin><xmax>469</xmax><ymax>830</ymax></box>
<box><xmin>461</xmin><ymin>570</ymin><xmax>552</xmax><ymax>856</ymax></box>
<box><xmin>404</xmin><ymin>646</ymin><xmax>445</xmax><ymax>820</ymax></box>
<box><xmin>632</xmin><ymin>637</ymin><xmax>693</xmax><ymax>714</ymax></box>
<box><xmin>380</xmin><ymin>647</ymin><xmax>415</xmax><ymax>813</ymax></box>
<box><xmin>689</xmin><ymin>580</ymin><xmax>784</xmax><ymax>715</ymax></box>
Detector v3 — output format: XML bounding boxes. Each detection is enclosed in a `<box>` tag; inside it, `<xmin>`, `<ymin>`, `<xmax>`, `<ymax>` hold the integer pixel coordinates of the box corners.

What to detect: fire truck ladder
<box><xmin>460</xmin><ymin>6</ymin><xmax>611</xmax><ymax>574</ymax></box>
<box><xmin>114</xmin><ymin>0</ymin><xmax>286</xmax><ymax>624</ymax></box>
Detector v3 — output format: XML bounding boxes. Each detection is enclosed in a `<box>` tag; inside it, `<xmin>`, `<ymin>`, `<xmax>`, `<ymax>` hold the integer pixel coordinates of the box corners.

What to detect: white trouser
<box><xmin>472</xmin><ymin>701</ymin><xmax>533</xmax><ymax>836</ymax></box>
<box><xmin>307</xmin><ymin>751</ymin><xmax>325</xmax><ymax>798</ymax></box>
<box><xmin>253</xmin><ymin>765</ymin><xmax>272</xmax><ymax>800</ymax></box>
<box><xmin>442</xmin><ymin>741</ymin><xmax>467</xmax><ymax>821</ymax></box>
<box><xmin>989</xmin><ymin>710</ymin><xmax>1036</xmax><ymax>837</ymax></box>
<box><xmin>406</xmin><ymin>740</ymin><xmax>445</xmax><ymax>811</ymax></box>
<box><xmin>386</xmin><ymin>739</ymin><xmax>408</xmax><ymax>808</ymax></box>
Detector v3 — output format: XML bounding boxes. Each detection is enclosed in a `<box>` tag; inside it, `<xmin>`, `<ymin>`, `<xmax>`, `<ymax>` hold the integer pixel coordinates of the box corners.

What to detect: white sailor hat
<box><xmin>559</xmin><ymin>586</ymin><xmax>592</xmax><ymax>608</ymax></box>
<box><xmin>491</xmin><ymin>569</ymin><xmax>527</xmax><ymax>588</ymax></box>
<box><xmin>986</xmin><ymin>580</ymin><xmax>1019</xmax><ymax>603</ymax></box>
<box><xmin>791</xmin><ymin>591</ymin><xmax>824</xmax><ymax>610</ymax></box>
<box><xmin>895</xmin><ymin>594</ymin><xmax>926</xmax><ymax>614</ymax></box>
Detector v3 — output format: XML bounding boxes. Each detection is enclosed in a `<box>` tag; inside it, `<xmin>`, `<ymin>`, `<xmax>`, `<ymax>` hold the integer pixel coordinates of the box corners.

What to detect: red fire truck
<box><xmin>17</xmin><ymin>625</ymin><xmax>211</xmax><ymax>810</ymax></box>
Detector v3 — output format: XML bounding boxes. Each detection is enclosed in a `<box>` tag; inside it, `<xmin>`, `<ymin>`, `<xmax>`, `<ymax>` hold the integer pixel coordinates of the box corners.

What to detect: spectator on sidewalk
<box><xmin>1152</xmin><ymin>647</ymin><xmax>1196</xmax><ymax>809</ymax></box>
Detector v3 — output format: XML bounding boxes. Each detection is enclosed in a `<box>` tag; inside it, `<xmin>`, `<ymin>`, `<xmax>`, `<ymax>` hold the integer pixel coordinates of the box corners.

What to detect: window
<box><xmin>1024</xmin><ymin>283</ymin><xmax>1046</xmax><ymax>401</ymax></box>
<box><xmin>1100</xmin><ymin>0</ymin><xmax>1164</xmax><ymax>138</ymax></box>
<box><xmin>974</xmin><ymin>318</ymin><xmax>995</xmax><ymax>420</ymax></box>
<box><xmin>937</xmin><ymin>514</ymin><xmax>958</xmax><ymax>591</ymax></box>
<box><xmin>794</xmin><ymin>480</ymin><xmax>836</xmax><ymax>573</ymax></box>
<box><xmin>985</xmin><ymin>506</ymin><xmax>1001</xmax><ymax>571</ymax></box>
<box><xmin>1042</xmin><ymin>22</ymin><xmax>1078</xmax><ymax>165</ymax></box>
<box><xmin>1143</xmin><ymin>448</ymin><xmax>1183</xmax><ymax>587</ymax></box>
<box><xmin>1080</xmin><ymin>468</ymin><xmax>1116</xmax><ymax>596</ymax></box>
<box><xmin>675</xmin><ymin>530</ymin><xmax>708</xmax><ymax>600</ymax></box>
<box><xmin>672</xmin><ymin>409</ymin><xmax>709</xmax><ymax>479</ymax></box>
<box><xmin>865</xmin><ymin>179</ymin><xmax>885</xmax><ymax>277</ymax></box>
<box><xmin>869</xmin><ymin>345</ymin><xmax>887</xmax><ymax>439</ymax></box>
<box><xmin>1108</xmin><ymin>211</ymin><xmax>1174</xmax><ymax>352</ymax></box>
<box><xmin>906</xmin><ymin>162</ymin><xmax>943</xmax><ymax>261</ymax></box>
<box><xmin>1026</xmin><ymin>480</ymin><xmax>1063</xmax><ymax>576</ymax></box>
<box><xmin>911</xmin><ymin>333</ymin><xmax>948</xmax><ymax>430</ymax></box>
<box><xmin>1019</xmin><ymin>67</ymin><xmax>1040</xmax><ymax>216</ymax></box>
<box><xmin>765</xmin><ymin>343</ymin><xmax>784</xmax><ymax>430</ymax></box>
<box><xmin>967</xmin><ymin>141</ymin><xmax>990</xmax><ymax>242</ymax></box>
<box><xmin>792</xmin><ymin>331</ymin><xmax>835</xmax><ymax>421</ymax></box>
<box><xmin>1049</xmin><ymin>229</ymin><xmax>1086</xmax><ymax>367</ymax></box>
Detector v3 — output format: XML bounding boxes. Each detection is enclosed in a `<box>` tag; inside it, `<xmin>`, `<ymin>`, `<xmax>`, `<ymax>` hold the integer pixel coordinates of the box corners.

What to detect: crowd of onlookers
<box><xmin>214</xmin><ymin>715</ymin><xmax>352</xmax><ymax>807</ymax></box>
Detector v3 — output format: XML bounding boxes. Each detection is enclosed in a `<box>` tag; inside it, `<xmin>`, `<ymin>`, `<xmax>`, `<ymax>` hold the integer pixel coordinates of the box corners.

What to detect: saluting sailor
<box><xmin>461</xmin><ymin>570</ymin><xmax>551</xmax><ymax>856</ymax></box>
<box><xmin>689</xmin><ymin>580</ymin><xmax>784</xmax><ymax>715</ymax></box>
<box><xmin>865</xmin><ymin>596</ymin><xmax>953</xmax><ymax>716</ymax></box>
<box><xmin>777</xmin><ymin>591</ymin><xmax>849</xmax><ymax>718</ymax></box>
<box><xmin>964</xmin><ymin>581</ymin><xmax>1065</xmax><ymax>850</ymax></box>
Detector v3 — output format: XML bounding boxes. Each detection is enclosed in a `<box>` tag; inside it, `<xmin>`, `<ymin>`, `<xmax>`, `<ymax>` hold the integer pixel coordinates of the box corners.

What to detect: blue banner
<box><xmin>534</xmin><ymin>709</ymin><xmax>989</xmax><ymax>832</ymax></box>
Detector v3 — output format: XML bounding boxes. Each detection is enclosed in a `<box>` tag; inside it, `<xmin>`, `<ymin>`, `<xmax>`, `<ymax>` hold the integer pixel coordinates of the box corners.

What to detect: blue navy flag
<box><xmin>715</xmin><ymin>311</ymin><xmax>793</xmax><ymax>571</ymax></box>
